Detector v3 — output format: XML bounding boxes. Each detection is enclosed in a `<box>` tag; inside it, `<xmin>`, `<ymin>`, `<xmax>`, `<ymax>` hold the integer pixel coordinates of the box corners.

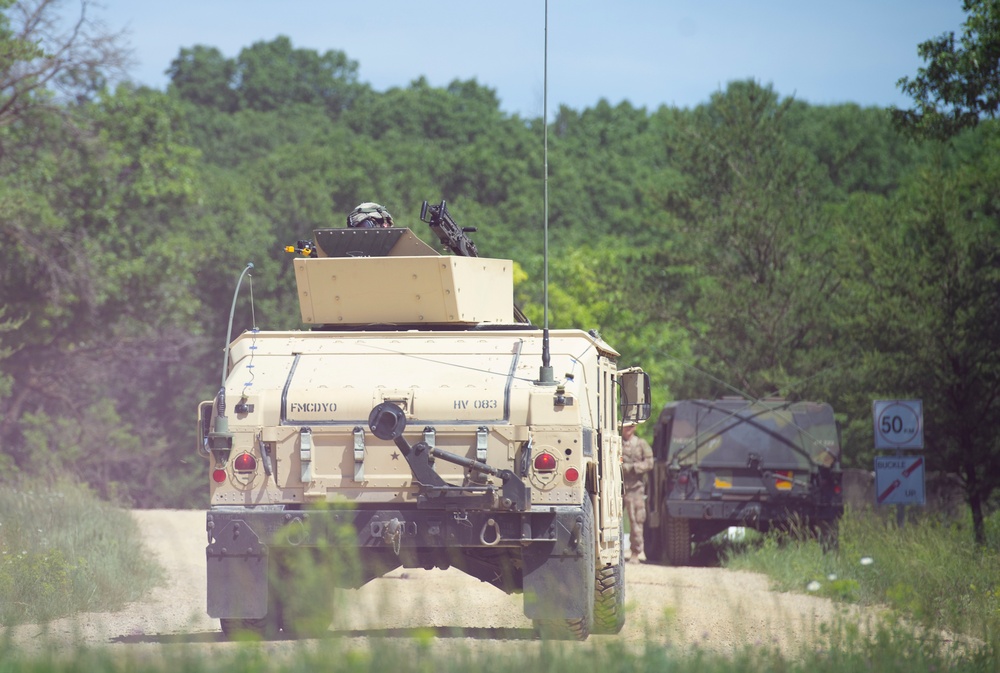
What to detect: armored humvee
<box><xmin>644</xmin><ymin>397</ymin><xmax>843</xmax><ymax>565</ymax></box>
<box><xmin>198</xmin><ymin>201</ymin><xmax>650</xmax><ymax>640</ymax></box>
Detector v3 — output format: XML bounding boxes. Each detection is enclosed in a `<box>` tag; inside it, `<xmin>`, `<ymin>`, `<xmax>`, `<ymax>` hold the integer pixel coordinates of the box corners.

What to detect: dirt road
<box><xmin>9</xmin><ymin>510</ymin><xmax>876</xmax><ymax>656</ymax></box>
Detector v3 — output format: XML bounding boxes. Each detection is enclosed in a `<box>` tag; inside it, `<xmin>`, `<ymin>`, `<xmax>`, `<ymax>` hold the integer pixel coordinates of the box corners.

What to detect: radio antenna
<box><xmin>538</xmin><ymin>0</ymin><xmax>555</xmax><ymax>385</ymax></box>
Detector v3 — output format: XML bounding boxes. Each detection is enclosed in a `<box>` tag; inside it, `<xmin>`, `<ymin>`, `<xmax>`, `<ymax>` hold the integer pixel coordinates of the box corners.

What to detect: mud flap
<box><xmin>206</xmin><ymin>519</ymin><xmax>269</xmax><ymax>619</ymax></box>
<box><xmin>521</xmin><ymin>507</ymin><xmax>594</xmax><ymax>621</ymax></box>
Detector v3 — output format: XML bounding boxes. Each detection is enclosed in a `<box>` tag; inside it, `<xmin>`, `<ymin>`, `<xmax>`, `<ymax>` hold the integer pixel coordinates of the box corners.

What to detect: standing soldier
<box><xmin>622</xmin><ymin>420</ymin><xmax>654</xmax><ymax>563</ymax></box>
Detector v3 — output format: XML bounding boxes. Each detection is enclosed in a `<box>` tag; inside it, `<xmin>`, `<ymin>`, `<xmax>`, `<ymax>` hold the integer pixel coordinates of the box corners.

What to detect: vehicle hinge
<box><xmin>476</xmin><ymin>426</ymin><xmax>488</xmax><ymax>463</ymax></box>
<box><xmin>423</xmin><ymin>426</ymin><xmax>436</xmax><ymax>464</ymax></box>
<box><xmin>353</xmin><ymin>426</ymin><xmax>366</xmax><ymax>482</ymax></box>
<box><xmin>299</xmin><ymin>427</ymin><xmax>313</xmax><ymax>482</ymax></box>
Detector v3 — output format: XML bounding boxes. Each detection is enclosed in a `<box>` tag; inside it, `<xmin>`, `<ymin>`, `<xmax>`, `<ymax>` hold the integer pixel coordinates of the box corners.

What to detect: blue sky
<box><xmin>97</xmin><ymin>0</ymin><xmax>967</xmax><ymax>118</ymax></box>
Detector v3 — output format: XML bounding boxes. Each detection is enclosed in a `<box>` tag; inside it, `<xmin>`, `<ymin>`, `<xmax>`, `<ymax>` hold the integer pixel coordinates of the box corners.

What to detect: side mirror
<box><xmin>619</xmin><ymin>368</ymin><xmax>651</xmax><ymax>424</ymax></box>
<box><xmin>197</xmin><ymin>400</ymin><xmax>214</xmax><ymax>457</ymax></box>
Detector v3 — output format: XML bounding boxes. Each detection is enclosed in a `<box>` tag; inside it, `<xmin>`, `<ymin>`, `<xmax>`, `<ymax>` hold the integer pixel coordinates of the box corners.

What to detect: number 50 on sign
<box><xmin>873</xmin><ymin>399</ymin><xmax>924</xmax><ymax>450</ymax></box>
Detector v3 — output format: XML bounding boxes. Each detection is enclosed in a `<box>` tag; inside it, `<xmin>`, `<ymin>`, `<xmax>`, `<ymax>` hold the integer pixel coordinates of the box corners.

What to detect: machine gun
<box><xmin>420</xmin><ymin>200</ymin><xmax>479</xmax><ymax>258</ymax></box>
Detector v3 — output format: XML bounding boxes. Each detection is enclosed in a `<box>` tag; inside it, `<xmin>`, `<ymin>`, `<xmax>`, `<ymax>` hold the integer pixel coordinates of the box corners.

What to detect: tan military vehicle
<box><xmin>198</xmin><ymin>201</ymin><xmax>650</xmax><ymax>640</ymax></box>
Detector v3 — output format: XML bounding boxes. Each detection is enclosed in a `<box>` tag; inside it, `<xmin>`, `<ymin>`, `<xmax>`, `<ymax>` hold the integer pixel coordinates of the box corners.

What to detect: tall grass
<box><xmin>0</xmin><ymin>624</ymin><xmax>996</xmax><ymax>673</ymax></box>
<box><xmin>724</xmin><ymin>506</ymin><xmax>1000</xmax><ymax>643</ymax></box>
<box><xmin>0</xmin><ymin>479</ymin><xmax>163</xmax><ymax>625</ymax></box>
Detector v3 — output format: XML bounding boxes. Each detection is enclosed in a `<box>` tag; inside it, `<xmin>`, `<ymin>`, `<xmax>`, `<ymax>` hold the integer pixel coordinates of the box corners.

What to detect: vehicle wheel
<box><xmin>663</xmin><ymin>515</ymin><xmax>691</xmax><ymax>566</ymax></box>
<box><xmin>816</xmin><ymin>520</ymin><xmax>840</xmax><ymax>553</ymax></box>
<box><xmin>593</xmin><ymin>517</ymin><xmax>625</xmax><ymax>634</ymax></box>
<box><xmin>533</xmin><ymin>616</ymin><xmax>590</xmax><ymax>640</ymax></box>
<box><xmin>592</xmin><ymin>559</ymin><xmax>626</xmax><ymax>634</ymax></box>
<box><xmin>643</xmin><ymin>513</ymin><xmax>663</xmax><ymax>563</ymax></box>
<box><xmin>533</xmin><ymin>493</ymin><xmax>595</xmax><ymax>641</ymax></box>
<box><xmin>271</xmin><ymin>548</ymin><xmax>335</xmax><ymax>638</ymax></box>
<box><xmin>220</xmin><ymin>615</ymin><xmax>278</xmax><ymax>640</ymax></box>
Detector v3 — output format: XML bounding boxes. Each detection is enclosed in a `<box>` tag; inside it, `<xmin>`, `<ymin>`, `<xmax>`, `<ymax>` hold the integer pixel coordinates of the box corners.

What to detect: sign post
<box><xmin>872</xmin><ymin>400</ymin><xmax>924</xmax><ymax>527</ymax></box>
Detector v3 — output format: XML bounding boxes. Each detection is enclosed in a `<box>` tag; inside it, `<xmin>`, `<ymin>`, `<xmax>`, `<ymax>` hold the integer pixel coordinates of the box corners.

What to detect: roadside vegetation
<box><xmin>0</xmin><ymin>614</ymin><xmax>996</xmax><ymax>673</ymax></box>
<box><xmin>723</xmin><ymin>507</ymin><xmax>1000</xmax><ymax>644</ymax></box>
<box><xmin>2</xmin><ymin>489</ymin><xmax>997</xmax><ymax>672</ymax></box>
<box><xmin>0</xmin><ymin>480</ymin><xmax>163</xmax><ymax>626</ymax></box>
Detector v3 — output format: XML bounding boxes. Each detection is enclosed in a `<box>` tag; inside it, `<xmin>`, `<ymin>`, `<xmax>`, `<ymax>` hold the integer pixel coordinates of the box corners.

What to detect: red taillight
<box><xmin>564</xmin><ymin>467</ymin><xmax>580</xmax><ymax>483</ymax></box>
<box><xmin>534</xmin><ymin>453</ymin><xmax>557</xmax><ymax>471</ymax></box>
<box><xmin>212</xmin><ymin>469</ymin><xmax>227</xmax><ymax>483</ymax></box>
<box><xmin>677</xmin><ymin>474</ymin><xmax>689</xmax><ymax>485</ymax></box>
<box><xmin>233</xmin><ymin>452</ymin><xmax>257</xmax><ymax>472</ymax></box>
<box><xmin>834</xmin><ymin>484</ymin><xmax>842</xmax><ymax>495</ymax></box>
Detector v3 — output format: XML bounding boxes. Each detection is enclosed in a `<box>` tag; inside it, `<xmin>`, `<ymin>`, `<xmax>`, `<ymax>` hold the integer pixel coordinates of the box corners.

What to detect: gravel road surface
<box><xmin>8</xmin><ymin>509</ymin><xmax>879</xmax><ymax>657</ymax></box>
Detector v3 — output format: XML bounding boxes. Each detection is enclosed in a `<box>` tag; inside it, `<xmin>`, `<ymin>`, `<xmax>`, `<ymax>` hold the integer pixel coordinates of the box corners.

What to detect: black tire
<box><xmin>533</xmin><ymin>493</ymin><xmax>595</xmax><ymax>641</ymax></box>
<box><xmin>816</xmin><ymin>519</ymin><xmax>840</xmax><ymax>553</ymax></box>
<box><xmin>664</xmin><ymin>514</ymin><xmax>691</xmax><ymax>566</ymax></box>
<box><xmin>643</xmin><ymin>512</ymin><xmax>663</xmax><ymax>563</ymax></box>
<box><xmin>271</xmin><ymin>548</ymin><xmax>335</xmax><ymax>638</ymax></box>
<box><xmin>220</xmin><ymin>615</ymin><xmax>278</xmax><ymax>640</ymax></box>
<box><xmin>592</xmin><ymin>560</ymin><xmax>626</xmax><ymax>634</ymax></box>
<box><xmin>534</xmin><ymin>616</ymin><xmax>590</xmax><ymax>641</ymax></box>
<box><xmin>593</xmin><ymin>517</ymin><xmax>626</xmax><ymax>634</ymax></box>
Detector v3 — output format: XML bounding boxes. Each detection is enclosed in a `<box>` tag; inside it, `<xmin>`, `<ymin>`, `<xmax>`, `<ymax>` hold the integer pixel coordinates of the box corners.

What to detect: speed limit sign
<box><xmin>873</xmin><ymin>400</ymin><xmax>923</xmax><ymax>450</ymax></box>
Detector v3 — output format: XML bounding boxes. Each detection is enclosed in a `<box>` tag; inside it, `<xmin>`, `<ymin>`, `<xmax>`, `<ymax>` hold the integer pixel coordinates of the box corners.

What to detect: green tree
<box><xmin>166</xmin><ymin>44</ymin><xmax>238</xmax><ymax>112</ymax></box>
<box><xmin>844</xmin><ymin>130</ymin><xmax>1000</xmax><ymax>544</ymax></box>
<box><xmin>166</xmin><ymin>36</ymin><xmax>364</xmax><ymax>117</ymax></box>
<box><xmin>894</xmin><ymin>0</ymin><xmax>1000</xmax><ymax>139</ymax></box>
<box><xmin>0</xmin><ymin>84</ymin><xmax>212</xmax><ymax>504</ymax></box>
<box><xmin>0</xmin><ymin>0</ymin><xmax>130</xmax><ymax>125</ymax></box>
<box><xmin>666</xmin><ymin>81</ymin><xmax>844</xmax><ymax>400</ymax></box>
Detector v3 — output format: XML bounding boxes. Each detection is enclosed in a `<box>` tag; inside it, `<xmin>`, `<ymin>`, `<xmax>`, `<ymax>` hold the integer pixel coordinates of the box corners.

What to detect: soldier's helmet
<box><xmin>347</xmin><ymin>202</ymin><xmax>394</xmax><ymax>228</ymax></box>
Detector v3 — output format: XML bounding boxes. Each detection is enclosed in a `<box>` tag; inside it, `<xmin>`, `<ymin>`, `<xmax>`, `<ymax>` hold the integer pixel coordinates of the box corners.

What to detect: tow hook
<box><xmin>384</xmin><ymin>517</ymin><xmax>403</xmax><ymax>555</ymax></box>
<box><xmin>569</xmin><ymin>516</ymin><xmax>583</xmax><ymax>549</ymax></box>
<box><xmin>479</xmin><ymin>518</ymin><xmax>501</xmax><ymax>546</ymax></box>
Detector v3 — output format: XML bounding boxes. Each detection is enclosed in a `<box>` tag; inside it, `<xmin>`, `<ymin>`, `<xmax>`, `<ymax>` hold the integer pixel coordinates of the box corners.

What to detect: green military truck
<box><xmin>198</xmin><ymin>201</ymin><xmax>650</xmax><ymax>640</ymax></box>
<box><xmin>643</xmin><ymin>397</ymin><xmax>843</xmax><ymax>565</ymax></box>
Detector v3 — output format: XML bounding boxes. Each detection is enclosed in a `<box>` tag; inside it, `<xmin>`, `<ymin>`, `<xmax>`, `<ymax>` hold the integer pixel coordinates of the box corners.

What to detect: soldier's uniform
<box><xmin>622</xmin><ymin>422</ymin><xmax>654</xmax><ymax>562</ymax></box>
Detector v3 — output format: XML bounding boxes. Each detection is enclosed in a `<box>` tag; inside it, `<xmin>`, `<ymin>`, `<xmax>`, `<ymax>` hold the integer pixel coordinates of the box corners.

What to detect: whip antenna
<box><xmin>539</xmin><ymin>0</ymin><xmax>554</xmax><ymax>385</ymax></box>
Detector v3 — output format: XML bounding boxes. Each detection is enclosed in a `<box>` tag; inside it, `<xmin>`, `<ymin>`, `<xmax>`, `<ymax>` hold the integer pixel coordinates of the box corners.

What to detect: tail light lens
<box><xmin>533</xmin><ymin>452</ymin><xmax>557</xmax><ymax>472</ymax></box>
<box><xmin>212</xmin><ymin>469</ymin><xmax>227</xmax><ymax>483</ymax></box>
<box><xmin>233</xmin><ymin>452</ymin><xmax>257</xmax><ymax>472</ymax></box>
<box><xmin>564</xmin><ymin>467</ymin><xmax>580</xmax><ymax>483</ymax></box>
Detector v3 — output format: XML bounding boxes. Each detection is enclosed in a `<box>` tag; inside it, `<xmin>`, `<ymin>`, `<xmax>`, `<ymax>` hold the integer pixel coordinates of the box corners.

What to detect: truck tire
<box><xmin>220</xmin><ymin>615</ymin><xmax>278</xmax><ymax>640</ymax></box>
<box><xmin>272</xmin><ymin>548</ymin><xmax>335</xmax><ymax>638</ymax></box>
<box><xmin>816</xmin><ymin>520</ymin><xmax>840</xmax><ymax>553</ymax></box>
<box><xmin>663</xmin><ymin>514</ymin><xmax>691</xmax><ymax>566</ymax></box>
<box><xmin>592</xmin><ymin>560</ymin><xmax>625</xmax><ymax>634</ymax></box>
<box><xmin>643</xmin><ymin>511</ymin><xmax>663</xmax><ymax>562</ymax></box>
<box><xmin>533</xmin><ymin>494</ymin><xmax>596</xmax><ymax>640</ymax></box>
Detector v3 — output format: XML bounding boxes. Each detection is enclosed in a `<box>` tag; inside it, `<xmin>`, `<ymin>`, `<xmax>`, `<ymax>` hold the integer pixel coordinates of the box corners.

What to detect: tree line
<box><xmin>1</xmin><ymin>0</ymin><xmax>999</xmax><ymax>542</ymax></box>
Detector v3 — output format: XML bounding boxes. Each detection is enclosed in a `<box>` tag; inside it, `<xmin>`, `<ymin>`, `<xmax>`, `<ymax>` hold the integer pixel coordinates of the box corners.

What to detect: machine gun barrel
<box><xmin>420</xmin><ymin>200</ymin><xmax>479</xmax><ymax>257</ymax></box>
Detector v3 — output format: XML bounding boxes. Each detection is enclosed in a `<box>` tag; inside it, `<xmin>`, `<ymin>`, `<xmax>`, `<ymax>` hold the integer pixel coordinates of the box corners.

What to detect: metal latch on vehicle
<box><xmin>299</xmin><ymin>427</ymin><xmax>312</xmax><ymax>482</ymax></box>
<box><xmin>353</xmin><ymin>426</ymin><xmax>365</xmax><ymax>482</ymax></box>
<box><xmin>476</xmin><ymin>426</ymin><xmax>488</xmax><ymax>463</ymax></box>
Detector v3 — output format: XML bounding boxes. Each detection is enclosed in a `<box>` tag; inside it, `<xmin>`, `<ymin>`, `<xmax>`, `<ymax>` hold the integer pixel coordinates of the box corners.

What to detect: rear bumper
<box><xmin>664</xmin><ymin>498</ymin><xmax>843</xmax><ymax>525</ymax></box>
<box><xmin>206</xmin><ymin>504</ymin><xmax>592</xmax><ymax>620</ymax></box>
<box><xmin>206</xmin><ymin>505</ymin><xmax>576</xmax><ymax>550</ymax></box>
